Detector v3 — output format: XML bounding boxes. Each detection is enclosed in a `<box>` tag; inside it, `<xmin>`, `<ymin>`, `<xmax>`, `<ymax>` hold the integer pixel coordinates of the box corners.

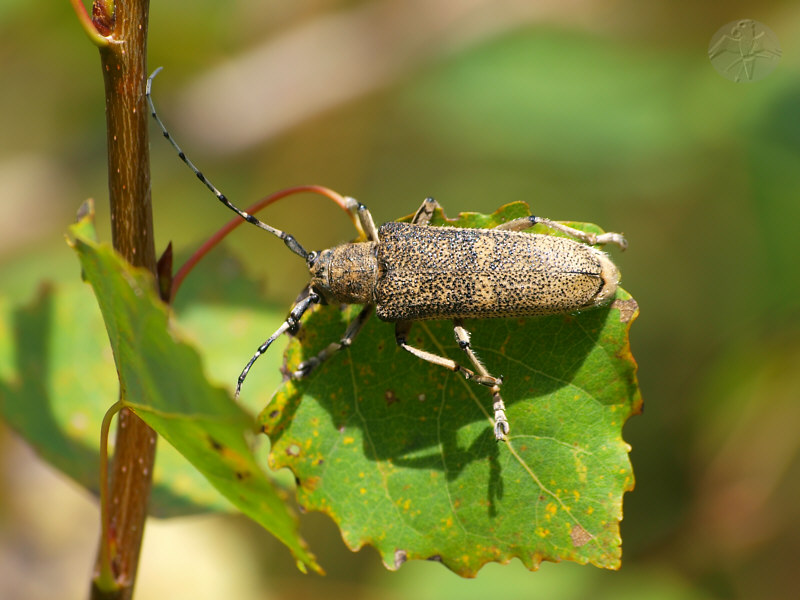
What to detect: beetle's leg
<box><xmin>344</xmin><ymin>197</ymin><xmax>380</xmax><ymax>241</ymax></box>
<box><xmin>395</xmin><ymin>321</ymin><xmax>478</xmax><ymax>381</ymax></box>
<box><xmin>394</xmin><ymin>321</ymin><xmax>509</xmax><ymax>441</ymax></box>
<box><xmin>411</xmin><ymin>197</ymin><xmax>442</xmax><ymax>226</ymax></box>
<box><xmin>235</xmin><ymin>291</ymin><xmax>320</xmax><ymax>397</ymax></box>
<box><xmin>495</xmin><ymin>216</ymin><xmax>627</xmax><ymax>251</ymax></box>
<box><xmin>294</xmin><ymin>304</ymin><xmax>375</xmax><ymax>379</ymax></box>
<box><xmin>453</xmin><ymin>319</ymin><xmax>509</xmax><ymax>441</ymax></box>
<box><xmin>451</xmin><ymin>320</ymin><xmax>502</xmax><ymax>387</ymax></box>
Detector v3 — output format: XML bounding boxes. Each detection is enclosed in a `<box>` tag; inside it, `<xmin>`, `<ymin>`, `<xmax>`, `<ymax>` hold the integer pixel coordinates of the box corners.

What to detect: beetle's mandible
<box><xmin>146</xmin><ymin>69</ymin><xmax>627</xmax><ymax>441</ymax></box>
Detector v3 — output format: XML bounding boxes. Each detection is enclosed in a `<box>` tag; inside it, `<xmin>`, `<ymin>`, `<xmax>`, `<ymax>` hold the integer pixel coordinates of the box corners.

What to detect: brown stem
<box><xmin>88</xmin><ymin>1</ymin><xmax>157</xmax><ymax>598</ymax></box>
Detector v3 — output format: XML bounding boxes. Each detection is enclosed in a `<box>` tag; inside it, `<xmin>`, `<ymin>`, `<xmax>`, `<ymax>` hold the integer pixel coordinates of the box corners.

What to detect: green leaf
<box><xmin>64</xmin><ymin>211</ymin><xmax>320</xmax><ymax>573</ymax></box>
<box><xmin>0</xmin><ymin>280</ymin><xmax>236</xmax><ymax>517</ymax></box>
<box><xmin>258</xmin><ymin>202</ymin><xmax>640</xmax><ymax>575</ymax></box>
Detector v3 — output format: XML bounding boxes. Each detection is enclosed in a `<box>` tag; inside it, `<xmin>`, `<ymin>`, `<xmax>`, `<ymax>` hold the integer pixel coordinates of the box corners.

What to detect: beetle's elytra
<box><xmin>312</xmin><ymin>221</ymin><xmax>620</xmax><ymax>322</ymax></box>
<box><xmin>146</xmin><ymin>69</ymin><xmax>627</xmax><ymax>441</ymax></box>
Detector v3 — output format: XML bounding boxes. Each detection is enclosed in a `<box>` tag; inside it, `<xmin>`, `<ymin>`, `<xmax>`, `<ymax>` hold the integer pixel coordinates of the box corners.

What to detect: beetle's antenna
<box><xmin>146</xmin><ymin>67</ymin><xmax>309</xmax><ymax>260</ymax></box>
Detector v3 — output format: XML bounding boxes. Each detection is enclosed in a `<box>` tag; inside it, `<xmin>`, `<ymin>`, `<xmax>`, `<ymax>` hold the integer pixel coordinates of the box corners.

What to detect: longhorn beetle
<box><xmin>146</xmin><ymin>68</ymin><xmax>627</xmax><ymax>441</ymax></box>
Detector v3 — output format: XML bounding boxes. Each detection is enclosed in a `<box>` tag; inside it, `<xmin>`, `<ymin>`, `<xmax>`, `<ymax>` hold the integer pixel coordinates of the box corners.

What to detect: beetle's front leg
<box><xmin>344</xmin><ymin>197</ymin><xmax>380</xmax><ymax>241</ymax></box>
<box><xmin>237</xmin><ymin>290</ymin><xmax>320</xmax><ymax>397</ymax></box>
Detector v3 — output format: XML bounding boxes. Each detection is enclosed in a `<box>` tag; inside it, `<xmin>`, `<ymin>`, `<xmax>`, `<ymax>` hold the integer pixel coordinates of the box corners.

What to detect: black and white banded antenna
<box><xmin>145</xmin><ymin>67</ymin><xmax>310</xmax><ymax>261</ymax></box>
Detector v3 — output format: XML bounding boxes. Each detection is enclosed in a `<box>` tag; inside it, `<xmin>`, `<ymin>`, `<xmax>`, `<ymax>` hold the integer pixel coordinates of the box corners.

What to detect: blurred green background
<box><xmin>2</xmin><ymin>1</ymin><xmax>799</xmax><ymax>598</ymax></box>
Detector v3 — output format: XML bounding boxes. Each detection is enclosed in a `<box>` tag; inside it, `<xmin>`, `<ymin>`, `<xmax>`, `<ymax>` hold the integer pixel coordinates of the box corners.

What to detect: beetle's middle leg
<box><xmin>411</xmin><ymin>197</ymin><xmax>441</xmax><ymax>226</ymax></box>
<box><xmin>394</xmin><ymin>320</ymin><xmax>510</xmax><ymax>441</ymax></box>
<box><xmin>293</xmin><ymin>304</ymin><xmax>375</xmax><ymax>379</ymax></box>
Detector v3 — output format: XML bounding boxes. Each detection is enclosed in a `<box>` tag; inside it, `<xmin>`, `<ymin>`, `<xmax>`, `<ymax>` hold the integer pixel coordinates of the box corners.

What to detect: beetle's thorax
<box><xmin>309</xmin><ymin>242</ymin><xmax>379</xmax><ymax>305</ymax></box>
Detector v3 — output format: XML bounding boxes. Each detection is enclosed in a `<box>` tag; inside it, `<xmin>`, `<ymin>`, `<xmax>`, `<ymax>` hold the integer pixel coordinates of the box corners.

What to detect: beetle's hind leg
<box><xmin>293</xmin><ymin>304</ymin><xmax>375</xmax><ymax>379</ymax></box>
<box><xmin>453</xmin><ymin>319</ymin><xmax>508</xmax><ymax>441</ymax></box>
<box><xmin>496</xmin><ymin>215</ymin><xmax>627</xmax><ymax>250</ymax></box>
<box><xmin>394</xmin><ymin>320</ymin><xmax>509</xmax><ymax>441</ymax></box>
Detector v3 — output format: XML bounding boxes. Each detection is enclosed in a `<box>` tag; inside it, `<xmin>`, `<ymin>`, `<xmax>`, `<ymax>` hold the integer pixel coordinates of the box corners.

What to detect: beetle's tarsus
<box><xmin>596</xmin><ymin>231</ymin><xmax>628</xmax><ymax>251</ymax></box>
<box><xmin>493</xmin><ymin>397</ymin><xmax>509</xmax><ymax>441</ymax></box>
<box><xmin>293</xmin><ymin>359</ymin><xmax>318</xmax><ymax>379</ymax></box>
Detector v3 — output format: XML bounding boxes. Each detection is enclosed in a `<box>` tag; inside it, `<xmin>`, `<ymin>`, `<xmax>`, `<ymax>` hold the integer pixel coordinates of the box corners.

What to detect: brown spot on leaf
<box><xmin>570</xmin><ymin>524</ymin><xmax>594</xmax><ymax>547</ymax></box>
<box><xmin>207</xmin><ymin>436</ymin><xmax>224</xmax><ymax>452</ymax></box>
<box><xmin>385</xmin><ymin>389</ymin><xmax>400</xmax><ymax>406</ymax></box>
<box><xmin>286</xmin><ymin>443</ymin><xmax>301</xmax><ymax>457</ymax></box>
<box><xmin>394</xmin><ymin>549</ymin><xmax>407</xmax><ymax>569</ymax></box>
<box><xmin>612</xmin><ymin>298</ymin><xmax>638</xmax><ymax>323</ymax></box>
<box><xmin>300</xmin><ymin>476</ymin><xmax>320</xmax><ymax>491</ymax></box>
<box><xmin>426</xmin><ymin>554</ymin><xmax>443</xmax><ymax>562</ymax></box>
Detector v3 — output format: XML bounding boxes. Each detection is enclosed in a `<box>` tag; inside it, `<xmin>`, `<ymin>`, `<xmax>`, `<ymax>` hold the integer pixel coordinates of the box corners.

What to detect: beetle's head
<box><xmin>307</xmin><ymin>248</ymin><xmax>335</xmax><ymax>302</ymax></box>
